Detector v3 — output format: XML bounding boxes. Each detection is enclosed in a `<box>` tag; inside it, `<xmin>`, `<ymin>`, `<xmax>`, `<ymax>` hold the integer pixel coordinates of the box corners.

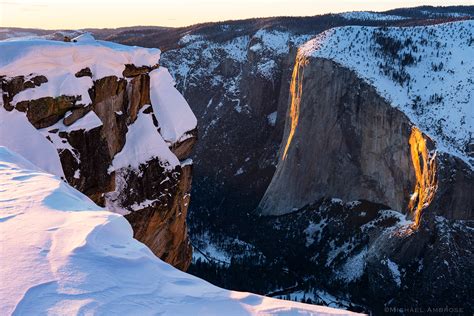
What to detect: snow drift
<box><xmin>0</xmin><ymin>147</ymin><xmax>358</xmax><ymax>316</ymax></box>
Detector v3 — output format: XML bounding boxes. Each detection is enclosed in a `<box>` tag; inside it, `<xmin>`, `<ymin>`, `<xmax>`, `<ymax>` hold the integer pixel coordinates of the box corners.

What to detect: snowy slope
<box><xmin>164</xmin><ymin>29</ymin><xmax>312</xmax><ymax>92</ymax></box>
<box><xmin>339</xmin><ymin>11</ymin><xmax>407</xmax><ymax>21</ymax></box>
<box><xmin>300</xmin><ymin>20</ymin><xmax>474</xmax><ymax>167</ymax></box>
<box><xmin>0</xmin><ymin>147</ymin><xmax>358</xmax><ymax>316</ymax></box>
<box><xmin>418</xmin><ymin>10</ymin><xmax>473</xmax><ymax>19</ymax></box>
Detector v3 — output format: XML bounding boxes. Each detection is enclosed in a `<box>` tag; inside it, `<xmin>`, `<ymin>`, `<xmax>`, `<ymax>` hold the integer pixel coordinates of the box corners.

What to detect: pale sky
<box><xmin>1</xmin><ymin>0</ymin><xmax>472</xmax><ymax>29</ymax></box>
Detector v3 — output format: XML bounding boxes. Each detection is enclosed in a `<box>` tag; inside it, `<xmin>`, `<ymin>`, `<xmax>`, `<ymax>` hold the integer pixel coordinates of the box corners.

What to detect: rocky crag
<box><xmin>0</xmin><ymin>36</ymin><xmax>197</xmax><ymax>270</ymax></box>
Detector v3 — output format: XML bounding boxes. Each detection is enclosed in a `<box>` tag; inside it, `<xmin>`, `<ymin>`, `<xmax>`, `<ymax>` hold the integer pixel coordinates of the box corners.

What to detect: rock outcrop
<box><xmin>364</xmin><ymin>213</ymin><xmax>473</xmax><ymax>314</ymax></box>
<box><xmin>429</xmin><ymin>153</ymin><xmax>474</xmax><ymax>220</ymax></box>
<box><xmin>124</xmin><ymin>161</ymin><xmax>193</xmax><ymax>270</ymax></box>
<box><xmin>248</xmin><ymin>199</ymin><xmax>473</xmax><ymax>314</ymax></box>
<box><xmin>0</xmin><ymin>38</ymin><xmax>197</xmax><ymax>270</ymax></box>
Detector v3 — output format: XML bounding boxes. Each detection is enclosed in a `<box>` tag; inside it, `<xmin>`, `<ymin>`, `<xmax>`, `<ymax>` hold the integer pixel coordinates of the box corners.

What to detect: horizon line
<box><xmin>1</xmin><ymin>4</ymin><xmax>472</xmax><ymax>31</ymax></box>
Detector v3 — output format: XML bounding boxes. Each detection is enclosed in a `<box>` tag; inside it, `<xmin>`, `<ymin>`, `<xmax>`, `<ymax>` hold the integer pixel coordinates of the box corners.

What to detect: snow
<box><xmin>235</xmin><ymin>167</ymin><xmax>244</xmax><ymax>176</ymax></box>
<box><xmin>326</xmin><ymin>240</ymin><xmax>350</xmax><ymax>267</ymax></box>
<box><xmin>68</xmin><ymin>111</ymin><xmax>102</xmax><ymax>131</ymax></box>
<box><xmin>257</xmin><ymin>59</ymin><xmax>278</xmax><ymax>79</ymax></box>
<box><xmin>192</xmin><ymin>235</ymin><xmax>264</xmax><ymax>266</ymax></box>
<box><xmin>254</xmin><ymin>29</ymin><xmax>291</xmax><ymax>55</ymax></box>
<box><xmin>112</xmin><ymin>107</ymin><xmax>179</xmax><ymax>171</ymax></box>
<box><xmin>1</xmin><ymin>36</ymin><xmax>197</xmax><ymax>176</ymax></box>
<box><xmin>304</xmin><ymin>218</ymin><xmax>327</xmax><ymax>246</ymax></box>
<box><xmin>0</xmin><ymin>147</ymin><xmax>358</xmax><ymax>316</ymax></box>
<box><xmin>339</xmin><ymin>11</ymin><xmax>408</xmax><ymax>21</ymax></box>
<box><xmin>149</xmin><ymin>67</ymin><xmax>198</xmax><ymax>143</ymax></box>
<box><xmin>0</xmin><ymin>29</ymin><xmax>38</xmax><ymax>40</ymax></box>
<box><xmin>336</xmin><ymin>248</ymin><xmax>368</xmax><ymax>282</ymax></box>
<box><xmin>360</xmin><ymin>209</ymin><xmax>412</xmax><ymax>232</ymax></box>
<box><xmin>419</xmin><ymin>10</ymin><xmax>473</xmax><ymax>18</ymax></box>
<box><xmin>0</xmin><ymin>107</ymin><xmax>64</xmax><ymax>178</ymax></box>
<box><xmin>250</xmin><ymin>42</ymin><xmax>263</xmax><ymax>52</ymax></box>
<box><xmin>301</xmin><ymin>20</ymin><xmax>474</xmax><ymax>168</ymax></box>
<box><xmin>386</xmin><ymin>259</ymin><xmax>402</xmax><ymax>287</ymax></box>
<box><xmin>12</xmin><ymin>74</ymin><xmax>93</xmax><ymax>106</ymax></box>
<box><xmin>181</xmin><ymin>158</ymin><xmax>193</xmax><ymax>166</ymax></box>
<box><xmin>129</xmin><ymin>198</ymin><xmax>160</xmax><ymax>211</ymax></box>
<box><xmin>0</xmin><ymin>36</ymin><xmax>160</xmax><ymax>106</ymax></box>
<box><xmin>163</xmin><ymin>28</ymin><xmax>312</xmax><ymax>97</ymax></box>
<box><xmin>221</xmin><ymin>36</ymin><xmax>250</xmax><ymax>62</ymax></box>
<box><xmin>179</xmin><ymin>34</ymin><xmax>203</xmax><ymax>45</ymax></box>
<box><xmin>72</xmin><ymin>33</ymin><xmax>95</xmax><ymax>42</ymax></box>
<box><xmin>0</xmin><ymin>35</ymin><xmax>160</xmax><ymax>70</ymax></box>
<box><xmin>40</xmin><ymin>128</ymin><xmax>78</xmax><ymax>164</ymax></box>
<box><xmin>44</xmin><ymin>110</ymin><xmax>103</xmax><ymax>133</ymax></box>
<box><xmin>193</xmin><ymin>241</ymin><xmax>232</xmax><ymax>265</ymax></box>
<box><xmin>38</xmin><ymin>111</ymin><xmax>103</xmax><ymax>168</ymax></box>
<box><xmin>267</xmin><ymin>111</ymin><xmax>277</xmax><ymax>126</ymax></box>
<box><xmin>275</xmin><ymin>289</ymin><xmax>352</xmax><ymax>310</ymax></box>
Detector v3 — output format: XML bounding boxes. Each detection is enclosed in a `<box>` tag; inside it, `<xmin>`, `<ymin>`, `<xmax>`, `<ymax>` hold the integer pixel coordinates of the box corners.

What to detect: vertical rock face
<box><xmin>259</xmin><ymin>55</ymin><xmax>473</xmax><ymax>221</ymax></box>
<box><xmin>125</xmin><ymin>162</ymin><xmax>193</xmax><ymax>270</ymax></box>
<box><xmin>259</xmin><ymin>58</ymin><xmax>416</xmax><ymax>216</ymax></box>
<box><xmin>90</xmin><ymin>76</ymin><xmax>128</xmax><ymax>158</ymax></box>
<box><xmin>256</xmin><ymin>53</ymin><xmax>473</xmax><ymax>222</ymax></box>
<box><xmin>0</xmin><ymin>39</ymin><xmax>197</xmax><ymax>270</ymax></box>
<box><xmin>429</xmin><ymin>153</ymin><xmax>474</xmax><ymax>220</ymax></box>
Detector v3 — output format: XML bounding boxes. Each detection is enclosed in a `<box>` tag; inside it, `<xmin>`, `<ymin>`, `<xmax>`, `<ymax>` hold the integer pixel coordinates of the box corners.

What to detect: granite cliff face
<box><xmin>259</xmin><ymin>21</ymin><xmax>474</xmax><ymax>220</ymax></box>
<box><xmin>0</xmin><ymin>38</ymin><xmax>196</xmax><ymax>270</ymax></box>
<box><xmin>429</xmin><ymin>153</ymin><xmax>474</xmax><ymax>220</ymax></box>
<box><xmin>259</xmin><ymin>58</ymin><xmax>417</xmax><ymax>216</ymax></box>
